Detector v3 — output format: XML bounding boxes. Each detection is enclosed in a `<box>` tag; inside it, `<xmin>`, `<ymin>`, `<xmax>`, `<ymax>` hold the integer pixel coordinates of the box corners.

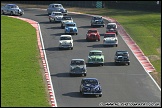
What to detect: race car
<box><xmin>80</xmin><ymin>78</ymin><xmax>102</xmax><ymax>97</ymax></box>
<box><xmin>87</xmin><ymin>50</ymin><xmax>104</xmax><ymax>66</ymax></box>
<box><xmin>106</xmin><ymin>22</ymin><xmax>118</xmax><ymax>35</ymax></box>
<box><xmin>1</xmin><ymin>4</ymin><xmax>24</xmax><ymax>16</ymax></box>
<box><xmin>47</xmin><ymin>3</ymin><xmax>67</xmax><ymax>15</ymax></box>
<box><xmin>114</xmin><ymin>50</ymin><xmax>130</xmax><ymax>65</ymax></box>
<box><xmin>103</xmin><ymin>32</ymin><xmax>118</xmax><ymax>47</ymax></box>
<box><xmin>59</xmin><ymin>35</ymin><xmax>73</xmax><ymax>50</ymax></box>
<box><xmin>91</xmin><ymin>16</ymin><xmax>105</xmax><ymax>27</ymax></box>
<box><xmin>49</xmin><ymin>11</ymin><xmax>63</xmax><ymax>22</ymax></box>
<box><xmin>65</xmin><ymin>22</ymin><xmax>78</xmax><ymax>35</ymax></box>
<box><xmin>69</xmin><ymin>59</ymin><xmax>87</xmax><ymax>76</ymax></box>
<box><xmin>61</xmin><ymin>16</ymin><xmax>73</xmax><ymax>29</ymax></box>
<box><xmin>86</xmin><ymin>29</ymin><xmax>100</xmax><ymax>41</ymax></box>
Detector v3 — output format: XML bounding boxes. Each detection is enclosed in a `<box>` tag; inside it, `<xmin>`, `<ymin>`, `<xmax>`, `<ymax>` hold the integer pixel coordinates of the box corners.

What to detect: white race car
<box><xmin>61</xmin><ymin>16</ymin><xmax>73</xmax><ymax>29</ymax></box>
<box><xmin>1</xmin><ymin>4</ymin><xmax>24</xmax><ymax>16</ymax></box>
<box><xmin>59</xmin><ymin>35</ymin><xmax>73</xmax><ymax>50</ymax></box>
<box><xmin>49</xmin><ymin>11</ymin><xmax>63</xmax><ymax>22</ymax></box>
<box><xmin>103</xmin><ymin>32</ymin><xmax>118</xmax><ymax>47</ymax></box>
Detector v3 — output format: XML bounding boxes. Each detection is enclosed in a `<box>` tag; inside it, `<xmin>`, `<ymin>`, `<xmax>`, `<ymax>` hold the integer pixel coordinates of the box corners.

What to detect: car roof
<box><xmin>107</xmin><ymin>23</ymin><xmax>117</xmax><ymax>25</ymax></box>
<box><xmin>88</xmin><ymin>28</ymin><xmax>97</xmax><ymax>30</ymax></box>
<box><xmin>93</xmin><ymin>16</ymin><xmax>102</xmax><ymax>18</ymax></box>
<box><xmin>105</xmin><ymin>32</ymin><xmax>116</xmax><ymax>34</ymax></box>
<box><xmin>90</xmin><ymin>50</ymin><xmax>102</xmax><ymax>52</ymax></box>
<box><xmin>82</xmin><ymin>78</ymin><xmax>98</xmax><ymax>81</ymax></box>
<box><xmin>60</xmin><ymin>35</ymin><xmax>72</xmax><ymax>37</ymax></box>
<box><xmin>6</xmin><ymin>4</ymin><xmax>17</xmax><ymax>6</ymax></box>
<box><xmin>50</xmin><ymin>3</ymin><xmax>62</xmax><ymax>5</ymax></box>
<box><xmin>116</xmin><ymin>50</ymin><xmax>128</xmax><ymax>53</ymax></box>
<box><xmin>63</xmin><ymin>16</ymin><xmax>72</xmax><ymax>18</ymax></box>
<box><xmin>71</xmin><ymin>59</ymin><xmax>85</xmax><ymax>61</ymax></box>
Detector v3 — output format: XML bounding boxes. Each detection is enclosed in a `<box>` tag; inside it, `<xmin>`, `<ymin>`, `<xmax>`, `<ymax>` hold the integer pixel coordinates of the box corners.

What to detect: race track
<box><xmin>19</xmin><ymin>8</ymin><xmax>161</xmax><ymax>107</ymax></box>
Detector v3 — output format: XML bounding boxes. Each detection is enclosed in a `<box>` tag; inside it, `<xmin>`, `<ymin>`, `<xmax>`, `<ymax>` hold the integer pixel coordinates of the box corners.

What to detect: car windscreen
<box><xmin>66</xmin><ymin>24</ymin><xmax>75</xmax><ymax>27</ymax></box>
<box><xmin>71</xmin><ymin>60</ymin><xmax>84</xmax><ymax>65</ymax></box>
<box><xmin>60</xmin><ymin>37</ymin><xmax>71</xmax><ymax>40</ymax></box>
<box><xmin>104</xmin><ymin>34</ymin><xmax>115</xmax><ymax>38</ymax></box>
<box><xmin>117</xmin><ymin>52</ymin><xmax>128</xmax><ymax>56</ymax></box>
<box><xmin>89</xmin><ymin>52</ymin><xmax>102</xmax><ymax>56</ymax></box>
<box><xmin>62</xmin><ymin>17</ymin><xmax>71</xmax><ymax>20</ymax></box>
<box><xmin>107</xmin><ymin>24</ymin><xmax>116</xmax><ymax>29</ymax></box>
<box><xmin>94</xmin><ymin>17</ymin><xmax>102</xmax><ymax>20</ymax></box>
<box><xmin>83</xmin><ymin>79</ymin><xmax>98</xmax><ymax>86</ymax></box>
<box><xmin>54</xmin><ymin>4</ymin><xmax>63</xmax><ymax>8</ymax></box>
<box><xmin>54</xmin><ymin>13</ymin><xmax>62</xmax><ymax>15</ymax></box>
<box><xmin>9</xmin><ymin>5</ymin><xmax>18</xmax><ymax>8</ymax></box>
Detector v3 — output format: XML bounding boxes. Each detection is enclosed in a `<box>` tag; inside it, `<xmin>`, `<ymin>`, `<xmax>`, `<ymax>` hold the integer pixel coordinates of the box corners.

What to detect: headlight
<box><xmin>100</xmin><ymin>58</ymin><xmax>103</xmax><ymax>61</ymax></box>
<box><xmin>95</xmin><ymin>87</ymin><xmax>100</xmax><ymax>91</ymax></box>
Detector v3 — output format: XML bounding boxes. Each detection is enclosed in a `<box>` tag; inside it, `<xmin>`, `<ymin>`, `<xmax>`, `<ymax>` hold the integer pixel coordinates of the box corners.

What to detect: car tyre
<box><xmin>10</xmin><ymin>11</ymin><xmax>13</xmax><ymax>16</ymax></box>
<box><xmin>84</xmin><ymin>73</ymin><xmax>86</xmax><ymax>76</ymax></box>
<box><xmin>99</xmin><ymin>94</ymin><xmax>102</xmax><ymax>97</ymax></box>
<box><xmin>1</xmin><ymin>10</ymin><xmax>5</xmax><ymax>15</ymax></box>
<box><xmin>98</xmin><ymin>38</ymin><xmax>100</xmax><ymax>41</ymax></box>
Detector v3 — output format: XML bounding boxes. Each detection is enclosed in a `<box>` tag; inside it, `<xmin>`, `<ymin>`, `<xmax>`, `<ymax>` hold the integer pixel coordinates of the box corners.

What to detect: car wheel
<box><xmin>102</xmin><ymin>63</ymin><xmax>104</xmax><ymax>66</ymax></box>
<box><xmin>98</xmin><ymin>38</ymin><xmax>100</xmax><ymax>41</ymax></box>
<box><xmin>1</xmin><ymin>10</ymin><xmax>5</xmax><ymax>15</ymax></box>
<box><xmin>84</xmin><ymin>73</ymin><xmax>86</xmax><ymax>76</ymax></box>
<box><xmin>71</xmin><ymin>47</ymin><xmax>73</xmax><ymax>50</ymax></box>
<box><xmin>116</xmin><ymin>44</ymin><xmax>118</xmax><ymax>47</ymax></box>
<box><xmin>10</xmin><ymin>11</ymin><xmax>13</xmax><ymax>16</ymax></box>
<box><xmin>99</xmin><ymin>94</ymin><xmax>102</xmax><ymax>97</ymax></box>
<box><xmin>128</xmin><ymin>63</ymin><xmax>130</xmax><ymax>65</ymax></box>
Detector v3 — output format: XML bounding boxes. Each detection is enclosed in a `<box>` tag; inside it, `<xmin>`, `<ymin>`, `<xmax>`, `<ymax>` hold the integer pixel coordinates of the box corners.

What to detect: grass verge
<box><xmin>1</xmin><ymin>16</ymin><xmax>50</xmax><ymax>107</ymax></box>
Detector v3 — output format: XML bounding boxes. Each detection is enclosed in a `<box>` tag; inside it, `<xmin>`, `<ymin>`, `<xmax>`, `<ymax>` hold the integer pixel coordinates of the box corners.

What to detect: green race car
<box><xmin>87</xmin><ymin>50</ymin><xmax>104</xmax><ymax>66</ymax></box>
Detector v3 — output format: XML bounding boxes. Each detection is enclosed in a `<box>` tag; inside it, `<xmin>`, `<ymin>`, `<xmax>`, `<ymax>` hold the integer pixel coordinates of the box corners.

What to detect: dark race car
<box><xmin>86</xmin><ymin>29</ymin><xmax>100</xmax><ymax>41</ymax></box>
<box><xmin>114</xmin><ymin>50</ymin><xmax>130</xmax><ymax>65</ymax></box>
<box><xmin>69</xmin><ymin>59</ymin><xmax>87</xmax><ymax>76</ymax></box>
<box><xmin>80</xmin><ymin>78</ymin><xmax>102</xmax><ymax>97</ymax></box>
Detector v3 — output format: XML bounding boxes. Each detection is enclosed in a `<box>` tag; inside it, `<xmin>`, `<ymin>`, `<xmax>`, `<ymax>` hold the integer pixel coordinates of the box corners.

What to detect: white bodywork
<box><xmin>49</xmin><ymin>11</ymin><xmax>63</xmax><ymax>22</ymax></box>
<box><xmin>103</xmin><ymin>33</ymin><xmax>118</xmax><ymax>47</ymax></box>
<box><xmin>59</xmin><ymin>35</ymin><xmax>73</xmax><ymax>49</ymax></box>
<box><xmin>1</xmin><ymin>4</ymin><xmax>24</xmax><ymax>16</ymax></box>
<box><xmin>61</xmin><ymin>17</ymin><xmax>73</xmax><ymax>28</ymax></box>
<box><xmin>106</xmin><ymin>23</ymin><xmax>117</xmax><ymax>32</ymax></box>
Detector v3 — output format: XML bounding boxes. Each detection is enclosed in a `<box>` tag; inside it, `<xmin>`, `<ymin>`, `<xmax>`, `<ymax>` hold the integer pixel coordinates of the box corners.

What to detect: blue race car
<box><xmin>80</xmin><ymin>78</ymin><xmax>102</xmax><ymax>97</ymax></box>
<box><xmin>64</xmin><ymin>22</ymin><xmax>78</xmax><ymax>35</ymax></box>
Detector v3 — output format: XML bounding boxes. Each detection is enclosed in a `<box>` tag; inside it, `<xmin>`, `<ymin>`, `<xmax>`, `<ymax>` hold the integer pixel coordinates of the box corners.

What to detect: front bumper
<box><xmin>115</xmin><ymin>61</ymin><xmax>130</xmax><ymax>64</ymax></box>
<box><xmin>70</xmin><ymin>71</ymin><xmax>86</xmax><ymax>75</ymax></box>
<box><xmin>103</xmin><ymin>42</ymin><xmax>118</xmax><ymax>46</ymax></box>
<box><xmin>92</xmin><ymin>23</ymin><xmax>105</xmax><ymax>26</ymax></box>
<box><xmin>59</xmin><ymin>44</ymin><xmax>73</xmax><ymax>49</ymax></box>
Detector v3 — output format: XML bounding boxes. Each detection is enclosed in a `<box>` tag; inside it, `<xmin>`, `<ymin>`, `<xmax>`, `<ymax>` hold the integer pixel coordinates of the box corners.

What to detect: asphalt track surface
<box><xmin>19</xmin><ymin>8</ymin><xmax>161</xmax><ymax>107</ymax></box>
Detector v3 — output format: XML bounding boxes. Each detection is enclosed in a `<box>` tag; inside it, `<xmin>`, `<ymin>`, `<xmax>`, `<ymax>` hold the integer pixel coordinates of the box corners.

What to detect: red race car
<box><xmin>86</xmin><ymin>29</ymin><xmax>100</xmax><ymax>41</ymax></box>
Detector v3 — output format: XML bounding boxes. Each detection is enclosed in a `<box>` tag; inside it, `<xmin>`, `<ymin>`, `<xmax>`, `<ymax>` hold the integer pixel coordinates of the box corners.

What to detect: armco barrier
<box><xmin>8</xmin><ymin>16</ymin><xmax>57</xmax><ymax>107</ymax></box>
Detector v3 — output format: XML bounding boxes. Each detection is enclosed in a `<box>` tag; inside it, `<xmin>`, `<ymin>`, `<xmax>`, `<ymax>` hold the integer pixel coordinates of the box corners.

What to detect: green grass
<box><xmin>1</xmin><ymin>16</ymin><xmax>50</xmax><ymax>107</ymax></box>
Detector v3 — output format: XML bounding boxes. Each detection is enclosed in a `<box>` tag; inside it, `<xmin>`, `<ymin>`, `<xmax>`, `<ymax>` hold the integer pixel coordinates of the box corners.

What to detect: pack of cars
<box><xmin>4</xmin><ymin>3</ymin><xmax>130</xmax><ymax>98</ymax></box>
